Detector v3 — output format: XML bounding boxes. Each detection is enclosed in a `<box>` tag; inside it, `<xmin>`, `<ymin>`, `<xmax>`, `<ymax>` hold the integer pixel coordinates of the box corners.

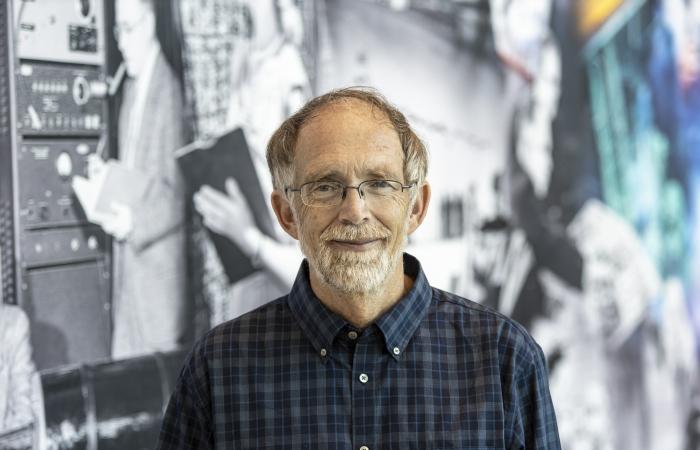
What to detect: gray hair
<box><xmin>266</xmin><ymin>87</ymin><xmax>429</xmax><ymax>192</ymax></box>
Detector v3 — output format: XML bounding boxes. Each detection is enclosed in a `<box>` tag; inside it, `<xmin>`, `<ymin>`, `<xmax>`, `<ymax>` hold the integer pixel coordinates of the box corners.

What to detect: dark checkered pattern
<box><xmin>157</xmin><ymin>254</ymin><xmax>561</xmax><ymax>449</ymax></box>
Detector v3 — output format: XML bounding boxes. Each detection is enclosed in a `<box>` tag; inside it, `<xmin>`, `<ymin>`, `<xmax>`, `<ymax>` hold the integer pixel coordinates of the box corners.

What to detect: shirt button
<box><xmin>359</xmin><ymin>373</ymin><xmax>369</xmax><ymax>383</ymax></box>
<box><xmin>348</xmin><ymin>330</ymin><xmax>358</xmax><ymax>340</ymax></box>
<box><xmin>360</xmin><ymin>446</ymin><xmax>369</xmax><ymax>450</ymax></box>
<box><xmin>393</xmin><ymin>346</ymin><xmax>401</xmax><ymax>355</ymax></box>
<box><xmin>320</xmin><ymin>348</ymin><xmax>327</xmax><ymax>357</ymax></box>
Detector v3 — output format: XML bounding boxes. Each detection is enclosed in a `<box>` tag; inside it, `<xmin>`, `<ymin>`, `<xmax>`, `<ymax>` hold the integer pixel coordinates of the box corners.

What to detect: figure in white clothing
<box><xmin>194</xmin><ymin>0</ymin><xmax>308</xmax><ymax>323</ymax></box>
<box><xmin>0</xmin><ymin>304</ymin><xmax>44</xmax><ymax>449</ymax></box>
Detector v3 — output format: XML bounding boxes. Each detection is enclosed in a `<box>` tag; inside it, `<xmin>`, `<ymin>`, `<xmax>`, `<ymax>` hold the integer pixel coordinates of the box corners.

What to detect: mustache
<box><xmin>320</xmin><ymin>223</ymin><xmax>391</xmax><ymax>242</ymax></box>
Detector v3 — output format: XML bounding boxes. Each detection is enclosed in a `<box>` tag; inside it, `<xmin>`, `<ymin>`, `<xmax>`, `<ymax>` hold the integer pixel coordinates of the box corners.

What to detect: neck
<box><xmin>309</xmin><ymin>260</ymin><xmax>413</xmax><ymax>329</ymax></box>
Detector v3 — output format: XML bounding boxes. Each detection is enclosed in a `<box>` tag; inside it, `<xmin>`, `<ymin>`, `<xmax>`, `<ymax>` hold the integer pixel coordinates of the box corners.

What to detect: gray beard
<box><xmin>300</xmin><ymin>222</ymin><xmax>405</xmax><ymax>295</ymax></box>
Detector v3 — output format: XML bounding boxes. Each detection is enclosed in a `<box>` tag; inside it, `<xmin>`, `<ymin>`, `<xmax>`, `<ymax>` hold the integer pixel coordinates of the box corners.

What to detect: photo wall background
<box><xmin>179</xmin><ymin>1</ymin><xmax>700</xmax><ymax>448</ymax></box>
<box><xmin>2</xmin><ymin>0</ymin><xmax>699</xmax><ymax>448</ymax></box>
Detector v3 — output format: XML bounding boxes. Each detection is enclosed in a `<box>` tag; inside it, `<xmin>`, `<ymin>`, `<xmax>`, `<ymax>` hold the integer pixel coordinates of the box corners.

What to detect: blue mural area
<box><xmin>587</xmin><ymin>0</ymin><xmax>691</xmax><ymax>300</ymax></box>
<box><xmin>583</xmin><ymin>0</ymin><xmax>700</xmax><ymax>447</ymax></box>
<box><xmin>477</xmin><ymin>0</ymin><xmax>700</xmax><ymax>447</ymax></box>
<box><xmin>586</xmin><ymin>0</ymin><xmax>700</xmax><ymax>347</ymax></box>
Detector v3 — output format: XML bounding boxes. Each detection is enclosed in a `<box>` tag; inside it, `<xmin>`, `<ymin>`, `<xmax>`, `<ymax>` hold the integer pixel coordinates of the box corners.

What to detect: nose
<box><xmin>337</xmin><ymin>186</ymin><xmax>371</xmax><ymax>225</ymax></box>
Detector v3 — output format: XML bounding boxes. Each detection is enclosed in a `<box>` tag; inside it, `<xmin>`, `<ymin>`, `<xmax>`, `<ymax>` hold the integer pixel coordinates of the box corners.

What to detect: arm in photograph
<box><xmin>6</xmin><ymin>309</ymin><xmax>38</xmax><ymax>429</ymax></box>
<box><xmin>251</xmin><ymin>231</ymin><xmax>302</xmax><ymax>289</ymax></box>
<box><xmin>195</xmin><ymin>179</ymin><xmax>302</xmax><ymax>289</ymax></box>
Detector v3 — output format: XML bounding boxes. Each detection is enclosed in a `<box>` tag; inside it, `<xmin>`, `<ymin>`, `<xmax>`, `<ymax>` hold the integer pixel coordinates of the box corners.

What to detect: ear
<box><xmin>406</xmin><ymin>181</ymin><xmax>431</xmax><ymax>236</ymax></box>
<box><xmin>271</xmin><ymin>190</ymin><xmax>300</xmax><ymax>241</ymax></box>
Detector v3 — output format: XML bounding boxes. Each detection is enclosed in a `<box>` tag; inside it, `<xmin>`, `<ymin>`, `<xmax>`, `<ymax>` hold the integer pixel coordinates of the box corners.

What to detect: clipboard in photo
<box><xmin>72</xmin><ymin>160</ymin><xmax>148</xmax><ymax>225</ymax></box>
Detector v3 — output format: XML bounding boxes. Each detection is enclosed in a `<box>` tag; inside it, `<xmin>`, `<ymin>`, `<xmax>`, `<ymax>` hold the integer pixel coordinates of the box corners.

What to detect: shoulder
<box><xmin>0</xmin><ymin>306</ymin><xmax>31</xmax><ymax>358</ymax></box>
<box><xmin>429</xmin><ymin>287</ymin><xmax>545</xmax><ymax>371</ymax></box>
<box><xmin>173</xmin><ymin>296</ymin><xmax>292</xmax><ymax>395</ymax></box>
<box><xmin>430</xmin><ymin>287</ymin><xmax>532</xmax><ymax>337</ymax></box>
<box><xmin>0</xmin><ymin>305</ymin><xmax>30</xmax><ymax>335</ymax></box>
<box><xmin>192</xmin><ymin>296</ymin><xmax>293</xmax><ymax>361</ymax></box>
<box><xmin>151</xmin><ymin>53</ymin><xmax>183</xmax><ymax>109</ymax></box>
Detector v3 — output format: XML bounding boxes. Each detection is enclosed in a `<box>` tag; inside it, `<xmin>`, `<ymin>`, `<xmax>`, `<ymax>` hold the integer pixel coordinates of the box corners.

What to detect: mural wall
<box><xmin>1</xmin><ymin>0</ymin><xmax>699</xmax><ymax>448</ymax></box>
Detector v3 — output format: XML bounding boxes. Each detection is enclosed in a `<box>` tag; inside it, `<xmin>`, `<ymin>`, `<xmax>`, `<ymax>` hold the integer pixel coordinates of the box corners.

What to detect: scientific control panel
<box><xmin>0</xmin><ymin>0</ymin><xmax>113</xmax><ymax>370</ymax></box>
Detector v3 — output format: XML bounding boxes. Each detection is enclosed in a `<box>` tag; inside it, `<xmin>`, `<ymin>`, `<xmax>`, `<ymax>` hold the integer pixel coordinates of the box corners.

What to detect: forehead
<box><xmin>293</xmin><ymin>100</ymin><xmax>404</xmax><ymax>181</ymax></box>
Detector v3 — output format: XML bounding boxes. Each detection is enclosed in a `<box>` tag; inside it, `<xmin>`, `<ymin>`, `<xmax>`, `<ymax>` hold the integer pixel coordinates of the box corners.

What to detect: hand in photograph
<box><xmin>194</xmin><ymin>177</ymin><xmax>260</xmax><ymax>259</ymax></box>
<box><xmin>101</xmin><ymin>202</ymin><xmax>133</xmax><ymax>241</ymax></box>
<box><xmin>87</xmin><ymin>153</ymin><xmax>106</xmax><ymax>179</ymax></box>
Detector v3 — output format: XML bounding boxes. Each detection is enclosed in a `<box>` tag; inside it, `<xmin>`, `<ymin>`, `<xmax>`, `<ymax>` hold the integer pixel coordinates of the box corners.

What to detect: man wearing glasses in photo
<box><xmin>157</xmin><ymin>87</ymin><xmax>561</xmax><ymax>449</ymax></box>
<box><xmin>89</xmin><ymin>0</ymin><xmax>188</xmax><ymax>359</ymax></box>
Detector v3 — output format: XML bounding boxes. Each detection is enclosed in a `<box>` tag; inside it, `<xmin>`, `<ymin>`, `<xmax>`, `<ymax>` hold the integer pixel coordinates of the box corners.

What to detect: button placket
<box><xmin>351</xmin><ymin>334</ymin><xmax>378</xmax><ymax>450</ymax></box>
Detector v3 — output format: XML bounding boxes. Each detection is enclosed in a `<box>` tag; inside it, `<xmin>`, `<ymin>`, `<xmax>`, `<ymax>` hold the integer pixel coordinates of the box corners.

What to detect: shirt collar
<box><xmin>374</xmin><ymin>254</ymin><xmax>432</xmax><ymax>360</ymax></box>
<box><xmin>287</xmin><ymin>253</ymin><xmax>433</xmax><ymax>362</ymax></box>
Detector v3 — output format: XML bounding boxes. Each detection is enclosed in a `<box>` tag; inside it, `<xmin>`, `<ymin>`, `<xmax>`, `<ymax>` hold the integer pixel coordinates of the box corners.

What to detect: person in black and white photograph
<box><xmin>0</xmin><ymin>300</ymin><xmax>43</xmax><ymax>449</ymax></box>
<box><xmin>192</xmin><ymin>0</ymin><xmax>308</xmax><ymax>323</ymax></box>
<box><xmin>88</xmin><ymin>0</ymin><xmax>189</xmax><ymax>359</ymax></box>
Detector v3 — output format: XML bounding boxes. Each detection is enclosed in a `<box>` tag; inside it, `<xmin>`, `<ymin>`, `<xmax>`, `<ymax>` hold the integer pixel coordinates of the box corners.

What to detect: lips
<box><xmin>333</xmin><ymin>238</ymin><xmax>378</xmax><ymax>245</ymax></box>
<box><xmin>328</xmin><ymin>238</ymin><xmax>385</xmax><ymax>251</ymax></box>
<box><xmin>321</xmin><ymin>224</ymin><xmax>391</xmax><ymax>252</ymax></box>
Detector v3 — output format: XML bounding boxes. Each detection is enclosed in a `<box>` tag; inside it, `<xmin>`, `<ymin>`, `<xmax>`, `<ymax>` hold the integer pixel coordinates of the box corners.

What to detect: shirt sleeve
<box><xmin>157</xmin><ymin>345</ymin><xmax>214</xmax><ymax>450</ymax></box>
<box><xmin>508</xmin><ymin>340</ymin><xmax>562</xmax><ymax>449</ymax></box>
<box><xmin>6</xmin><ymin>308</ymin><xmax>39</xmax><ymax>430</ymax></box>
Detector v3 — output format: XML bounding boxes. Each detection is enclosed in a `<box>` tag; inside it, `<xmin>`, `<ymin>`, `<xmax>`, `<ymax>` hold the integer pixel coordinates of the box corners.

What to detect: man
<box><xmin>157</xmin><ymin>88</ymin><xmax>560</xmax><ymax>449</ymax></box>
<box><xmin>94</xmin><ymin>0</ymin><xmax>187</xmax><ymax>358</ymax></box>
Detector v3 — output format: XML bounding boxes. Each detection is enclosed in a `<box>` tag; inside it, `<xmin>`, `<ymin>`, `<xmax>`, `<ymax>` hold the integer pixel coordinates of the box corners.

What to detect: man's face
<box><xmin>115</xmin><ymin>0</ymin><xmax>156</xmax><ymax>77</ymax></box>
<box><xmin>286</xmin><ymin>101</ymin><xmax>415</xmax><ymax>295</ymax></box>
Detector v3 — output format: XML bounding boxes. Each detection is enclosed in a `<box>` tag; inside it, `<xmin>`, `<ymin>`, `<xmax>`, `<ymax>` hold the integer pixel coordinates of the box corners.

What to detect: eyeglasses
<box><xmin>285</xmin><ymin>179</ymin><xmax>415</xmax><ymax>208</ymax></box>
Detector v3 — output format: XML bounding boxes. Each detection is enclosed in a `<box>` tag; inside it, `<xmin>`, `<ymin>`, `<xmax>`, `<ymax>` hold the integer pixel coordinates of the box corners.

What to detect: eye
<box><xmin>367</xmin><ymin>180</ymin><xmax>391</xmax><ymax>188</ymax></box>
<box><xmin>311</xmin><ymin>182</ymin><xmax>340</xmax><ymax>193</ymax></box>
<box><xmin>365</xmin><ymin>180</ymin><xmax>398</xmax><ymax>192</ymax></box>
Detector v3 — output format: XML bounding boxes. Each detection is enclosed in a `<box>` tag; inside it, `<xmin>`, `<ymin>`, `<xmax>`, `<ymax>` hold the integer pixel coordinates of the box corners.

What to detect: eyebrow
<box><xmin>303</xmin><ymin>168</ymin><xmax>401</xmax><ymax>184</ymax></box>
<box><xmin>303</xmin><ymin>169</ymin><xmax>345</xmax><ymax>183</ymax></box>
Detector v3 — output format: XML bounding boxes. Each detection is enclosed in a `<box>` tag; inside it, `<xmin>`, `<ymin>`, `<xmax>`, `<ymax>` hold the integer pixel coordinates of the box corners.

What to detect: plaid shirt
<box><xmin>157</xmin><ymin>254</ymin><xmax>560</xmax><ymax>449</ymax></box>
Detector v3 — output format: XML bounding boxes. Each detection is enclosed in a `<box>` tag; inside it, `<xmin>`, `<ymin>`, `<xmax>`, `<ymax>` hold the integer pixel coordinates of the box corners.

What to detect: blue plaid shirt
<box><xmin>157</xmin><ymin>254</ymin><xmax>560</xmax><ymax>449</ymax></box>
